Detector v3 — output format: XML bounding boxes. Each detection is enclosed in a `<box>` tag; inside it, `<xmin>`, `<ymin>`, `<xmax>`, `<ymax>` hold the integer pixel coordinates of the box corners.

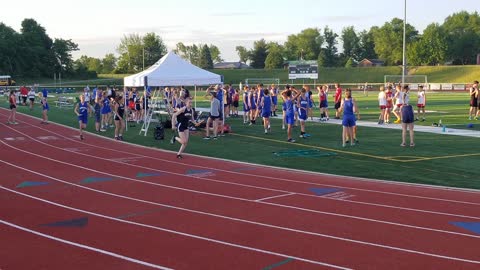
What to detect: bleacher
<box><xmin>55</xmin><ymin>96</ymin><xmax>74</xmax><ymax>108</ymax></box>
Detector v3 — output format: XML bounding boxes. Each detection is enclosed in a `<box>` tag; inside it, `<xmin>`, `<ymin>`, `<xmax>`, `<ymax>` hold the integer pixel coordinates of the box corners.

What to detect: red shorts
<box><xmin>396</xmin><ymin>104</ymin><xmax>403</xmax><ymax>108</ymax></box>
<box><xmin>417</xmin><ymin>104</ymin><xmax>425</xmax><ymax>108</ymax></box>
<box><xmin>379</xmin><ymin>105</ymin><xmax>386</xmax><ymax>110</ymax></box>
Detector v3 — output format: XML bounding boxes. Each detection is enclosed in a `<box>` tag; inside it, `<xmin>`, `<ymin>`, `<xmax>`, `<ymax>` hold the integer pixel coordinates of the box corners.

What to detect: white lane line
<box><xmin>5</xmin><ymin>108</ymin><xmax>480</xmax><ymax>195</ymax></box>
<box><xmin>2</xmin><ymin>121</ymin><xmax>480</xmax><ymax>221</ymax></box>
<box><xmin>1</xmin><ymin>139</ymin><xmax>480</xmax><ymax>239</ymax></box>
<box><xmin>255</xmin><ymin>193</ymin><xmax>296</xmax><ymax>202</ymax></box>
<box><xmin>8</xmin><ymin>115</ymin><xmax>480</xmax><ymax>206</ymax></box>
<box><xmin>0</xmin><ymin>186</ymin><xmax>352</xmax><ymax>270</ymax></box>
<box><xmin>0</xmin><ymin>219</ymin><xmax>173</xmax><ymax>270</ymax></box>
<box><xmin>2</xmin><ymin>159</ymin><xmax>480</xmax><ymax>266</ymax></box>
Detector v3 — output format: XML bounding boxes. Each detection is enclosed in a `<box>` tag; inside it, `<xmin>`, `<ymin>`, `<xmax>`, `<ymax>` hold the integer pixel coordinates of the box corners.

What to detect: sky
<box><xmin>1</xmin><ymin>0</ymin><xmax>478</xmax><ymax>61</ymax></box>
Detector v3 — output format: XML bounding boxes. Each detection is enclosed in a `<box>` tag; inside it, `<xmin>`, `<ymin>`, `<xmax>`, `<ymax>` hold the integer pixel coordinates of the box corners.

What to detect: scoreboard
<box><xmin>288</xmin><ymin>61</ymin><xmax>318</xmax><ymax>79</ymax></box>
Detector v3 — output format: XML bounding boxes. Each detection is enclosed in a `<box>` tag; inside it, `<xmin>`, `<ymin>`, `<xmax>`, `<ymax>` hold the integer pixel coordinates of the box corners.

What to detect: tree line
<box><xmin>1</xmin><ymin>11</ymin><xmax>479</xmax><ymax>79</ymax></box>
<box><xmin>241</xmin><ymin>11</ymin><xmax>480</xmax><ymax>69</ymax></box>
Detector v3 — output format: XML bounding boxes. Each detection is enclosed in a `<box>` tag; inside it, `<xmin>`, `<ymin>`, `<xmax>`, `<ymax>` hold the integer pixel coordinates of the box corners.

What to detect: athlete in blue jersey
<box><xmin>242</xmin><ymin>86</ymin><xmax>250</xmax><ymax>124</ymax></box>
<box><xmin>339</xmin><ymin>89</ymin><xmax>358</xmax><ymax>147</ymax></box>
<box><xmin>270</xmin><ymin>84</ymin><xmax>278</xmax><ymax>116</ymax></box>
<box><xmin>40</xmin><ymin>92</ymin><xmax>49</xmax><ymax>124</ymax></box>
<box><xmin>75</xmin><ymin>94</ymin><xmax>91</xmax><ymax>140</ymax></box>
<box><xmin>297</xmin><ymin>88</ymin><xmax>310</xmax><ymax>138</ymax></box>
<box><xmin>281</xmin><ymin>87</ymin><xmax>301</xmax><ymax>142</ymax></box>
<box><xmin>248</xmin><ymin>87</ymin><xmax>257</xmax><ymax>125</ymax></box>
<box><xmin>261</xmin><ymin>89</ymin><xmax>272</xmax><ymax>134</ymax></box>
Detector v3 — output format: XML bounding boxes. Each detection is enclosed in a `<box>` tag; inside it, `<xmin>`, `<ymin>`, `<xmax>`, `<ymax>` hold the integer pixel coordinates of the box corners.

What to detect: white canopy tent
<box><xmin>123</xmin><ymin>51</ymin><xmax>223</xmax><ymax>135</ymax></box>
<box><xmin>123</xmin><ymin>51</ymin><xmax>222</xmax><ymax>87</ymax></box>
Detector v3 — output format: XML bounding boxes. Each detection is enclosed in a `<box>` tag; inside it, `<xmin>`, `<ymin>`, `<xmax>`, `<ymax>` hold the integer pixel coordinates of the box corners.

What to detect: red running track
<box><xmin>1</xmin><ymin>109</ymin><xmax>480</xmax><ymax>269</ymax></box>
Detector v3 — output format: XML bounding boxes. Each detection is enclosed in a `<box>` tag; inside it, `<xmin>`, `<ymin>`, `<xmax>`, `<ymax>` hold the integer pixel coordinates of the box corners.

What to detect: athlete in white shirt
<box><xmin>416</xmin><ymin>85</ymin><xmax>426</xmax><ymax>121</ymax></box>
<box><xmin>378</xmin><ymin>86</ymin><xmax>387</xmax><ymax>124</ymax></box>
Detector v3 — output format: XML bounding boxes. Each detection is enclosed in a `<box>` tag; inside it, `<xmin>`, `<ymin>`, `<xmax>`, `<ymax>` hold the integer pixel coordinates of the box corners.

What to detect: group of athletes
<box><xmin>7</xmin><ymin>80</ymin><xmax>480</xmax><ymax>158</ymax></box>
<box><xmin>6</xmin><ymin>87</ymin><xmax>49</xmax><ymax>125</ymax></box>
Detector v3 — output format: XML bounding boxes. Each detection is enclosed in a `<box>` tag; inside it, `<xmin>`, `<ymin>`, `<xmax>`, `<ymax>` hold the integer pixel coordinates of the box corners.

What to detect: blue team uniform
<box><xmin>101</xmin><ymin>98</ymin><xmax>111</xmax><ymax>114</ymax></box>
<box><xmin>285</xmin><ymin>99</ymin><xmax>295</xmax><ymax>125</ymax></box>
<box><xmin>342</xmin><ymin>98</ymin><xmax>356</xmax><ymax>127</ymax></box>
<box><xmin>298</xmin><ymin>96</ymin><xmax>309</xmax><ymax>121</ymax></box>
<box><xmin>271</xmin><ymin>88</ymin><xmax>278</xmax><ymax>105</ymax></box>
<box><xmin>243</xmin><ymin>92</ymin><xmax>250</xmax><ymax>112</ymax></box>
<box><xmin>78</xmin><ymin>101</ymin><xmax>89</xmax><ymax>124</ymax></box>
<box><xmin>261</xmin><ymin>96</ymin><xmax>272</xmax><ymax>118</ymax></box>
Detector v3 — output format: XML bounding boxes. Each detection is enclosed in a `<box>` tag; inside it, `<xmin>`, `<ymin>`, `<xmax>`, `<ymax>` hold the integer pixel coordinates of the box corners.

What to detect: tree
<box><xmin>249</xmin><ymin>39</ymin><xmax>268</xmax><ymax>69</ymax></box>
<box><xmin>116</xmin><ymin>33</ymin><xmax>143</xmax><ymax>72</ymax></box>
<box><xmin>442</xmin><ymin>11</ymin><xmax>480</xmax><ymax>64</ymax></box>
<box><xmin>284</xmin><ymin>28</ymin><xmax>323</xmax><ymax>60</ymax></box>
<box><xmin>373</xmin><ymin>18</ymin><xmax>418</xmax><ymax>65</ymax></box>
<box><xmin>0</xmin><ymin>23</ymin><xmax>21</xmax><ymax>75</ymax></box>
<box><xmin>198</xmin><ymin>44</ymin><xmax>213</xmax><ymax>69</ymax></box>
<box><xmin>209</xmin><ymin>44</ymin><xmax>223</xmax><ymax>64</ymax></box>
<box><xmin>19</xmin><ymin>19</ymin><xmax>55</xmax><ymax>77</ymax></box>
<box><xmin>357</xmin><ymin>28</ymin><xmax>378</xmax><ymax>60</ymax></box>
<box><xmin>142</xmin><ymin>32</ymin><xmax>167</xmax><ymax>68</ymax></box>
<box><xmin>265</xmin><ymin>42</ymin><xmax>284</xmax><ymax>69</ymax></box>
<box><xmin>341</xmin><ymin>26</ymin><xmax>360</xmax><ymax>61</ymax></box>
<box><xmin>101</xmin><ymin>54</ymin><xmax>117</xmax><ymax>74</ymax></box>
<box><xmin>321</xmin><ymin>26</ymin><xmax>338</xmax><ymax>67</ymax></box>
<box><xmin>344</xmin><ymin>57</ymin><xmax>355</xmax><ymax>68</ymax></box>
<box><xmin>52</xmin><ymin>38</ymin><xmax>78</xmax><ymax>74</ymax></box>
<box><xmin>174</xmin><ymin>42</ymin><xmax>201</xmax><ymax>65</ymax></box>
<box><xmin>407</xmin><ymin>23</ymin><xmax>447</xmax><ymax>66</ymax></box>
<box><xmin>236</xmin><ymin>46</ymin><xmax>250</xmax><ymax>63</ymax></box>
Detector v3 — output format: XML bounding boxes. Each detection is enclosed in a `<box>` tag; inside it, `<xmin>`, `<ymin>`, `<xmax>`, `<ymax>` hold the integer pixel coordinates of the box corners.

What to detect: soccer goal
<box><xmin>245</xmin><ymin>78</ymin><xmax>280</xmax><ymax>87</ymax></box>
<box><xmin>384</xmin><ymin>75</ymin><xmax>428</xmax><ymax>90</ymax></box>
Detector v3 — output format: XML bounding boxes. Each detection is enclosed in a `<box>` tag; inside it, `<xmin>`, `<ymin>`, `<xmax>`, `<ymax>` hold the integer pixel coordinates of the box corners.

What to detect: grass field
<box><xmin>2</xmin><ymin>91</ymin><xmax>480</xmax><ymax>190</ymax></box>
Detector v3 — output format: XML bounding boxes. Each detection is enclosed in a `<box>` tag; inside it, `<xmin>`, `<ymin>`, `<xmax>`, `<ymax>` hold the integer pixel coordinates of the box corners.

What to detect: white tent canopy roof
<box><xmin>123</xmin><ymin>52</ymin><xmax>222</xmax><ymax>87</ymax></box>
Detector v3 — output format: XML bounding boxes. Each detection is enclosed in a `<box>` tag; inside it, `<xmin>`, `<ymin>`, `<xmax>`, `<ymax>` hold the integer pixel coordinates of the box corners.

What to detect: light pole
<box><xmin>143</xmin><ymin>47</ymin><xmax>145</xmax><ymax>70</ymax></box>
<box><xmin>402</xmin><ymin>0</ymin><xmax>407</xmax><ymax>85</ymax></box>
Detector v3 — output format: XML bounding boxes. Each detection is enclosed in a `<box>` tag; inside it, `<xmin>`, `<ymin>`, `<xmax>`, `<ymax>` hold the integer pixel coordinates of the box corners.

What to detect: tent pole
<box><xmin>194</xmin><ymin>85</ymin><xmax>197</xmax><ymax>108</ymax></box>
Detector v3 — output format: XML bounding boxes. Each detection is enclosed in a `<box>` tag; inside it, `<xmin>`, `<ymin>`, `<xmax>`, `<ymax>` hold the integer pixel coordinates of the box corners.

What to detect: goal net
<box><xmin>245</xmin><ymin>78</ymin><xmax>280</xmax><ymax>87</ymax></box>
<box><xmin>384</xmin><ymin>75</ymin><xmax>428</xmax><ymax>90</ymax></box>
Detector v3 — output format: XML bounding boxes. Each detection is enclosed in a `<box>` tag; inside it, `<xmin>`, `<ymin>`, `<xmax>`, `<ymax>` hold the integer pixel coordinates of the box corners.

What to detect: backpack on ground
<box><xmin>154</xmin><ymin>124</ymin><xmax>164</xmax><ymax>140</ymax></box>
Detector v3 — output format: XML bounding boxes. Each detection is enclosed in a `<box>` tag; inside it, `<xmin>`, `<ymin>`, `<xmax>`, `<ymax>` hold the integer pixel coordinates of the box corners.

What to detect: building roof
<box><xmin>360</xmin><ymin>58</ymin><xmax>385</xmax><ymax>64</ymax></box>
<box><xmin>214</xmin><ymin>62</ymin><xmax>252</xmax><ymax>69</ymax></box>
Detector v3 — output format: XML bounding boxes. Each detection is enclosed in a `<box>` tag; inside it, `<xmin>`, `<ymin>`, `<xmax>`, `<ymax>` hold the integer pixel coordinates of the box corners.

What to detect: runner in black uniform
<box><xmin>114</xmin><ymin>95</ymin><xmax>125</xmax><ymax>140</ymax></box>
<box><xmin>171</xmin><ymin>98</ymin><xmax>197</xmax><ymax>159</ymax></box>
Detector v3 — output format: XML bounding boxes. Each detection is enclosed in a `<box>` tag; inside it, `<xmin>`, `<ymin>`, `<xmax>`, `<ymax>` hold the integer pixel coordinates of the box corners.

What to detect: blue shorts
<box><xmin>272</xmin><ymin>96</ymin><xmax>278</xmax><ymax>105</ymax></box>
<box><xmin>320</xmin><ymin>100</ymin><xmax>328</xmax><ymax>108</ymax></box>
<box><xmin>262</xmin><ymin>111</ymin><xmax>271</xmax><ymax>118</ymax></box>
<box><xmin>285</xmin><ymin>114</ymin><xmax>295</xmax><ymax>125</ymax></box>
<box><xmin>78</xmin><ymin>114</ymin><xmax>88</xmax><ymax>124</ymax></box>
<box><xmin>43</xmin><ymin>103</ymin><xmax>49</xmax><ymax>111</ymax></box>
<box><xmin>282</xmin><ymin>103</ymin><xmax>286</xmax><ymax>111</ymax></box>
<box><xmin>94</xmin><ymin>104</ymin><xmax>101</xmax><ymax>122</ymax></box>
<box><xmin>342</xmin><ymin>115</ymin><xmax>356</xmax><ymax>127</ymax></box>
<box><xmin>243</xmin><ymin>103</ymin><xmax>250</xmax><ymax>112</ymax></box>
<box><xmin>401</xmin><ymin>105</ymin><xmax>414</xmax><ymax>123</ymax></box>
<box><xmin>298</xmin><ymin>109</ymin><xmax>307</xmax><ymax>121</ymax></box>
